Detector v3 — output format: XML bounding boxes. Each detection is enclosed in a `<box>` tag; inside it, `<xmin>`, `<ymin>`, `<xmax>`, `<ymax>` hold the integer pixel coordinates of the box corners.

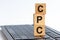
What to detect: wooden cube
<box><xmin>35</xmin><ymin>3</ymin><xmax>46</xmax><ymax>15</ymax></box>
<box><xmin>33</xmin><ymin>14</ymin><xmax>45</xmax><ymax>25</ymax></box>
<box><xmin>34</xmin><ymin>25</ymin><xmax>45</xmax><ymax>37</ymax></box>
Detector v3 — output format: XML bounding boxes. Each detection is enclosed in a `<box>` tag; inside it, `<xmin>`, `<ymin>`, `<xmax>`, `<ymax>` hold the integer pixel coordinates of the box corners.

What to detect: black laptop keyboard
<box><xmin>1</xmin><ymin>25</ymin><xmax>60</xmax><ymax>40</ymax></box>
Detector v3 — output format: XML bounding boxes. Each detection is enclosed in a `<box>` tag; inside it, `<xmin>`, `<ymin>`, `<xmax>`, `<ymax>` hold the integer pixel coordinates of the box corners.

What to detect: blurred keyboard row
<box><xmin>1</xmin><ymin>25</ymin><xmax>60</xmax><ymax>40</ymax></box>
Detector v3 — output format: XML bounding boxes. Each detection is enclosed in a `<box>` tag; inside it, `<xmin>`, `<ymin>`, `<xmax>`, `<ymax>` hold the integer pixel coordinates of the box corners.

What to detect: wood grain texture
<box><xmin>34</xmin><ymin>25</ymin><xmax>45</xmax><ymax>37</ymax></box>
<box><xmin>33</xmin><ymin>14</ymin><xmax>45</xmax><ymax>25</ymax></box>
<box><xmin>35</xmin><ymin>3</ymin><xmax>46</xmax><ymax>15</ymax></box>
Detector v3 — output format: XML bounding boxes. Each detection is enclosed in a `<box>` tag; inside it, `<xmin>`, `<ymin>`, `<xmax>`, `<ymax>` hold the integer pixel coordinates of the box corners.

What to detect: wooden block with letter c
<box><xmin>34</xmin><ymin>25</ymin><xmax>45</xmax><ymax>37</ymax></box>
<box><xmin>33</xmin><ymin>14</ymin><xmax>45</xmax><ymax>25</ymax></box>
<box><xmin>35</xmin><ymin>3</ymin><xmax>46</xmax><ymax>15</ymax></box>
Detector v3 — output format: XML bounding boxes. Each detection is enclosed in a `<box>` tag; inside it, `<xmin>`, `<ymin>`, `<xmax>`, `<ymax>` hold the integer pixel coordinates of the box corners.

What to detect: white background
<box><xmin>0</xmin><ymin>0</ymin><xmax>60</xmax><ymax>31</ymax></box>
<box><xmin>0</xmin><ymin>0</ymin><xmax>60</xmax><ymax>40</ymax></box>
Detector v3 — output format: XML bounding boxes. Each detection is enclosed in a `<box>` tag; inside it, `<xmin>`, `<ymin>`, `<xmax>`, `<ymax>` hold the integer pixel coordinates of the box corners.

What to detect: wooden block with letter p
<box><xmin>33</xmin><ymin>14</ymin><xmax>45</xmax><ymax>25</ymax></box>
<box><xmin>34</xmin><ymin>25</ymin><xmax>45</xmax><ymax>37</ymax></box>
<box><xmin>35</xmin><ymin>3</ymin><xmax>46</xmax><ymax>15</ymax></box>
